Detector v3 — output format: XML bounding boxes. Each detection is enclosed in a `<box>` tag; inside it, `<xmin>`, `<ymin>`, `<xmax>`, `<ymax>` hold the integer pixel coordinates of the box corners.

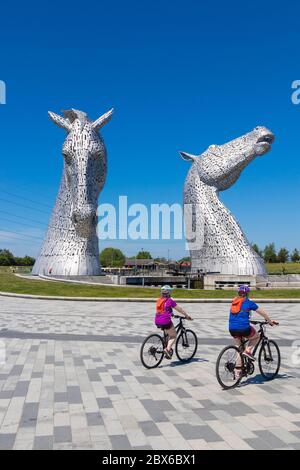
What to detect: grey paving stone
<box><xmin>32</xmin><ymin>372</ymin><xmax>43</xmax><ymax>378</ymax></box>
<box><xmin>86</xmin><ymin>412</ymin><xmax>104</xmax><ymax>426</ymax></box>
<box><xmin>112</xmin><ymin>375</ymin><xmax>125</xmax><ymax>382</ymax></box>
<box><xmin>141</xmin><ymin>400</ymin><xmax>175</xmax><ymax>423</ymax></box>
<box><xmin>140</xmin><ymin>421</ymin><xmax>161</xmax><ymax>436</ymax></box>
<box><xmin>175</xmin><ymin>423</ymin><xmax>220</xmax><ymax>442</ymax></box>
<box><xmin>14</xmin><ymin>380</ymin><xmax>30</xmax><ymax>398</ymax></box>
<box><xmin>172</xmin><ymin>388</ymin><xmax>191</xmax><ymax>399</ymax></box>
<box><xmin>45</xmin><ymin>355</ymin><xmax>55</xmax><ymax>364</ymax></box>
<box><xmin>54</xmin><ymin>426</ymin><xmax>72</xmax><ymax>443</ymax></box>
<box><xmin>136</xmin><ymin>376</ymin><xmax>162</xmax><ymax>385</ymax></box>
<box><xmin>96</xmin><ymin>367</ymin><xmax>108</xmax><ymax>373</ymax></box>
<box><xmin>276</xmin><ymin>402</ymin><xmax>300</xmax><ymax>414</ymax></box>
<box><xmin>67</xmin><ymin>386</ymin><xmax>82</xmax><ymax>404</ymax></box>
<box><xmin>0</xmin><ymin>390</ymin><xmax>13</xmax><ymax>399</ymax></box>
<box><xmin>254</xmin><ymin>430</ymin><xmax>286</xmax><ymax>448</ymax></box>
<box><xmin>0</xmin><ymin>433</ymin><xmax>16</xmax><ymax>450</ymax></box>
<box><xmin>246</xmin><ymin>438</ymin><xmax>273</xmax><ymax>450</ymax></box>
<box><xmin>119</xmin><ymin>369</ymin><xmax>132</xmax><ymax>376</ymax></box>
<box><xmin>133</xmin><ymin>445</ymin><xmax>153</xmax><ymax>450</ymax></box>
<box><xmin>198</xmin><ymin>399</ymin><xmax>218</xmax><ymax>411</ymax></box>
<box><xmin>223</xmin><ymin>403</ymin><xmax>255</xmax><ymax>417</ymax></box>
<box><xmin>97</xmin><ymin>398</ymin><xmax>113</xmax><ymax>409</ymax></box>
<box><xmin>20</xmin><ymin>402</ymin><xmax>39</xmax><ymax>427</ymax></box>
<box><xmin>34</xmin><ymin>435</ymin><xmax>53</xmax><ymax>450</ymax></box>
<box><xmin>105</xmin><ymin>386</ymin><xmax>119</xmax><ymax>395</ymax></box>
<box><xmin>87</xmin><ymin>370</ymin><xmax>100</xmax><ymax>381</ymax></box>
<box><xmin>194</xmin><ymin>408</ymin><xmax>216</xmax><ymax>421</ymax></box>
<box><xmin>10</xmin><ymin>365</ymin><xmax>23</xmax><ymax>376</ymax></box>
<box><xmin>54</xmin><ymin>392</ymin><xmax>68</xmax><ymax>402</ymax></box>
<box><xmin>110</xmin><ymin>434</ymin><xmax>132</xmax><ymax>450</ymax></box>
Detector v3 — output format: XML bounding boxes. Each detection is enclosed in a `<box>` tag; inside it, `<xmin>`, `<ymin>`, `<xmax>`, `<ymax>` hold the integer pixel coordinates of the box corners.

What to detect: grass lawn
<box><xmin>266</xmin><ymin>262</ymin><xmax>300</xmax><ymax>274</ymax></box>
<box><xmin>0</xmin><ymin>267</ymin><xmax>299</xmax><ymax>299</ymax></box>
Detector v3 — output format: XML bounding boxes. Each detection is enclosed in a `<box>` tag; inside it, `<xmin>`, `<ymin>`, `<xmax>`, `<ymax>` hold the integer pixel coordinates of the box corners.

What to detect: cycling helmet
<box><xmin>238</xmin><ymin>284</ymin><xmax>250</xmax><ymax>295</ymax></box>
<box><xmin>161</xmin><ymin>285</ymin><xmax>173</xmax><ymax>295</ymax></box>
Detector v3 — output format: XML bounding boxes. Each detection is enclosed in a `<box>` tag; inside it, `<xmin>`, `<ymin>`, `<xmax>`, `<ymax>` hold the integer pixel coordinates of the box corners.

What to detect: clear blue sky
<box><xmin>0</xmin><ymin>0</ymin><xmax>299</xmax><ymax>259</ymax></box>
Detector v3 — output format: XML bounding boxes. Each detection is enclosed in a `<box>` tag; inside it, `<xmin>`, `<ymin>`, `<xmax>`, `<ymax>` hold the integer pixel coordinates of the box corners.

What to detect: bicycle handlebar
<box><xmin>250</xmin><ymin>320</ymin><xmax>279</xmax><ymax>326</ymax></box>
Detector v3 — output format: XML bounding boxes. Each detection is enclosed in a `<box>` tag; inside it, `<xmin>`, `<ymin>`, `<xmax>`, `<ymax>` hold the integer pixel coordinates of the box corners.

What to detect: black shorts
<box><xmin>229</xmin><ymin>327</ymin><xmax>252</xmax><ymax>338</ymax></box>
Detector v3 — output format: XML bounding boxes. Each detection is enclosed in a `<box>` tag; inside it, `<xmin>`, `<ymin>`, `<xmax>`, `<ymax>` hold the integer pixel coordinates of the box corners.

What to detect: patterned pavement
<box><xmin>0</xmin><ymin>296</ymin><xmax>300</xmax><ymax>450</ymax></box>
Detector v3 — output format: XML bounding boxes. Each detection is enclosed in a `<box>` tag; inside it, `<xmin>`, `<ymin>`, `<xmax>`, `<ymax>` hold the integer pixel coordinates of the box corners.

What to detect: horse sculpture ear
<box><xmin>179</xmin><ymin>151</ymin><xmax>197</xmax><ymax>162</ymax></box>
<box><xmin>92</xmin><ymin>108</ymin><xmax>114</xmax><ymax>131</ymax></box>
<box><xmin>48</xmin><ymin>111</ymin><xmax>72</xmax><ymax>132</ymax></box>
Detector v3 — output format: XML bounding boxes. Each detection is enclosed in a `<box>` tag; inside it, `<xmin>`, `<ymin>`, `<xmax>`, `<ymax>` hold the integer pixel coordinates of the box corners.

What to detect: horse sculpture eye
<box><xmin>62</xmin><ymin>153</ymin><xmax>72</xmax><ymax>165</ymax></box>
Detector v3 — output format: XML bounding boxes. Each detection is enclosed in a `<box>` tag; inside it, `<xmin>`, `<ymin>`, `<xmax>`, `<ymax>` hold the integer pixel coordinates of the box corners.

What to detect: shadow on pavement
<box><xmin>240</xmin><ymin>372</ymin><xmax>292</xmax><ymax>387</ymax></box>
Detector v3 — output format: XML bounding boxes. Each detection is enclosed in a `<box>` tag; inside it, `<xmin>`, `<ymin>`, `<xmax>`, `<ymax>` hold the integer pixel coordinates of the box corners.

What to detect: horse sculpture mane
<box><xmin>182</xmin><ymin>126</ymin><xmax>275</xmax><ymax>275</ymax></box>
<box><xmin>32</xmin><ymin>107</ymin><xmax>113</xmax><ymax>276</ymax></box>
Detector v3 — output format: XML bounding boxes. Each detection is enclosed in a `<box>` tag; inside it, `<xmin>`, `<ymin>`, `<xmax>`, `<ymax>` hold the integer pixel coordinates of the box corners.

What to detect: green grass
<box><xmin>0</xmin><ymin>267</ymin><xmax>299</xmax><ymax>298</ymax></box>
<box><xmin>266</xmin><ymin>262</ymin><xmax>300</xmax><ymax>274</ymax></box>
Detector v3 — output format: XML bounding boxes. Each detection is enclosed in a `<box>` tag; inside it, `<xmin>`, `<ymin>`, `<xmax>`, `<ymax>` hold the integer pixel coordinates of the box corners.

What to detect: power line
<box><xmin>0</xmin><ymin>198</ymin><xmax>50</xmax><ymax>215</ymax></box>
<box><xmin>0</xmin><ymin>210</ymin><xmax>47</xmax><ymax>226</ymax></box>
<box><xmin>0</xmin><ymin>217</ymin><xmax>46</xmax><ymax>230</ymax></box>
<box><xmin>0</xmin><ymin>188</ymin><xmax>53</xmax><ymax>209</ymax></box>
<box><xmin>0</xmin><ymin>229</ymin><xmax>44</xmax><ymax>241</ymax></box>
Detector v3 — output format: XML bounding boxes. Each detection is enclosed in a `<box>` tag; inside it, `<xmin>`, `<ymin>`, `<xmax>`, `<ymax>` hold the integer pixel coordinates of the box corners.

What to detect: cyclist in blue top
<box><xmin>229</xmin><ymin>285</ymin><xmax>276</xmax><ymax>376</ymax></box>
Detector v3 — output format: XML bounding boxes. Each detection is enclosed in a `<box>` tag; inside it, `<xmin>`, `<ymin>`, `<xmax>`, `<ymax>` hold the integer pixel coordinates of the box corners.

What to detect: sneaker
<box><xmin>164</xmin><ymin>349</ymin><xmax>172</xmax><ymax>360</ymax></box>
<box><xmin>242</xmin><ymin>350</ymin><xmax>256</xmax><ymax>362</ymax></box>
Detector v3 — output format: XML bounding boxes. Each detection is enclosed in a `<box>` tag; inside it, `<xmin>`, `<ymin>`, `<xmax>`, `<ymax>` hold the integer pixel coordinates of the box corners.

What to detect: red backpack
<box><xmin>230</xmin><ymin>297</ymin><xmax>245</xmax><ymax>314</ymax></box>
<box><xmin>156</xmin><ymin>297</ymin><xmax>167</xmax><ymax>314</ymax></box>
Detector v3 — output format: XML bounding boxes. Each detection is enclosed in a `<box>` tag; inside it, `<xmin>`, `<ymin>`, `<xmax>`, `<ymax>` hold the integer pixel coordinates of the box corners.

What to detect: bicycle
<box><xmin>216</xmin><ymin>320</ymin><xmax>280</xmax><ymax>389</ymax></box>
<box><xmin>140</xmin><ymin>315</ymin><xmax>198</xmax><ymax>369</ymax></box>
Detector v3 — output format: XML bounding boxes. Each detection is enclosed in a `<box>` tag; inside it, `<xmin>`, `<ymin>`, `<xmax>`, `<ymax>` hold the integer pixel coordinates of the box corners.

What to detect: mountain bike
<box><xmin>140</xmin><ymin>315</ymin><xmax>198</xmax><ymax>369</ymax></box>
<box><xmin>216</xmin><ymin>320</ymin><xmax>280</xmax><ymax>389</ymax></box>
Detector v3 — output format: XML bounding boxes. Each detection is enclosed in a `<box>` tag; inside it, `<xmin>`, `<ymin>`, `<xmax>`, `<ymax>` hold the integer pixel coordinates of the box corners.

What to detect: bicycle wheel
<box><xmin>216</xmin><ymin>345</ymin><xmax>243</xmax><ymax>389</ymax></box>
<box><xmin>258</xmin><ymin>340</ymin><xmax>281</xmax><ymax>380</ymax></box>
<box><xmin>140</xmin><ymin>334</ymin><xmax>165</xmax><ymax>369</ymax></box>
<box><xmin>175</xmin><ymin>329</ymin><xmax>198</xmax><ymax>362</ymax></box>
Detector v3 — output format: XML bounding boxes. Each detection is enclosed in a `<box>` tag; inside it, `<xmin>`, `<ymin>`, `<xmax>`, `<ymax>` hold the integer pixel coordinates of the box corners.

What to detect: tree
<box><xmin>0</xmin><ymin>249</ymin><xmax>16</xmax><ymax>266</ymax></box>
<box><xmin>252</xmin><ymin>243</ymin><xmax>263</xmax><ymax>257</ymax></box>
<box><xmin>277</xmin><ymin>248</ymin><xmax>289</xmax><ymax>263</ymax></box>
<box><xmin>136</xmin><ymin>251</ymin><xmax>152</xmax><ymax>259</ymax></box>
<box><xmin>291</xmin><ymin>248</ymin><xmax>300</xmax><ymax>262</ymax></box>
<box><xmin>263</xmin><ymin>243</ymin><xmax>277</xmax><ymax>263</ymax></box>
<box><xmin>15</xmin><ymin>256</ymin><xmax>35</xmax><ymax>266</ymax></box>
<box><xmin>99</xmin><ymin>248</ymin><xmax>125</xmax><ymax>267</ymax></box>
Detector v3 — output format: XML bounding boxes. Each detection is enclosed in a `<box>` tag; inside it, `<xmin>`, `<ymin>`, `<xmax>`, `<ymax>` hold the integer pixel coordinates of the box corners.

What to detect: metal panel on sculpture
<box><xmin>181</xmin><ymin>126</ymin><xmax>275</xmax><ymax>276</ymax></box>
<box><xmin>32</xmin><ymin>108</ymin><xmax>113</xmax><ymax>276</ymax></box>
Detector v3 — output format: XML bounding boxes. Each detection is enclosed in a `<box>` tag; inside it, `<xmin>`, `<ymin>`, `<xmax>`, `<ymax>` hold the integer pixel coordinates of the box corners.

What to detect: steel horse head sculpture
<box><xmin>181</xmin><ymin>126</ymin><xmax>275</xmax><ymax>275</ymax></box>
<box><xmin>32</xmin><ymin>108</ymin><xmax>113</xmax><ymax>276</ymax></box>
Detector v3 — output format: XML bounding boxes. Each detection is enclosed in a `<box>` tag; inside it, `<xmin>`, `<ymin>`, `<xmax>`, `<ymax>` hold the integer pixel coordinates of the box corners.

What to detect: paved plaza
<box><xmin>0</xmin><ymin>296</ymin><xmax>299</xmax><ymax>450</ymax></box>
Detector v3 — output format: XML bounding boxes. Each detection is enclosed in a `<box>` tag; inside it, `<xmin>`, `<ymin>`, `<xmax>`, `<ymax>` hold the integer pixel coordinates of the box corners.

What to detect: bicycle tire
<box><xmin>140</xmin><ymin>333</ymin><xmax>165</xmax><ymax>369</ymax></box>
<box><xmin>258</xmin><ymin>339</ymin><xmax>281</xmax><ymax>380</ymax></box>
<box><xmin>175</xmin><ymin>329</ymin><xmax>198</xmax><ymax>362</ymax></box>
<box><xmin>216</xmin><ymin>345</ymin><xmax>243</xmax><ymax>389</ymax></box>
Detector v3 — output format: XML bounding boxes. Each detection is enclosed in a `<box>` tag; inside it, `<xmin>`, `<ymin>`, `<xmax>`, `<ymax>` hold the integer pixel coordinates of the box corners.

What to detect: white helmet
<box><xmin>161</xmin><ymin>285</ymin><xmax>172</xmax><ymax>294</ymax></box>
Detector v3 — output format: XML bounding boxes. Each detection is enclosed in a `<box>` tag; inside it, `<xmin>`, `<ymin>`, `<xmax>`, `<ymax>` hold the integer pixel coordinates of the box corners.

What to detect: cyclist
<box><xmin>155</xmin><ymin>285</ymin><xmax>193</xmax><ymax>359</ymax></box>
<box><xmin>229</xmin><ymin>284</ymin><xmax>277</xmax><ymax>377</ymax></box>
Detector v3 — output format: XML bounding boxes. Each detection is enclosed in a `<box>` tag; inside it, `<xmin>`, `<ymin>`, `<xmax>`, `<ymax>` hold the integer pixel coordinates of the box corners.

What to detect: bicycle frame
<box><xmin>161</xmin><ymin>317</ymin><xmax>187</xmax><ymax>347</ymax></box>
<box><xmin>239</xmin><ymin>322</ymin><xmax>274</xmax><ymax>365</ymax></box>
